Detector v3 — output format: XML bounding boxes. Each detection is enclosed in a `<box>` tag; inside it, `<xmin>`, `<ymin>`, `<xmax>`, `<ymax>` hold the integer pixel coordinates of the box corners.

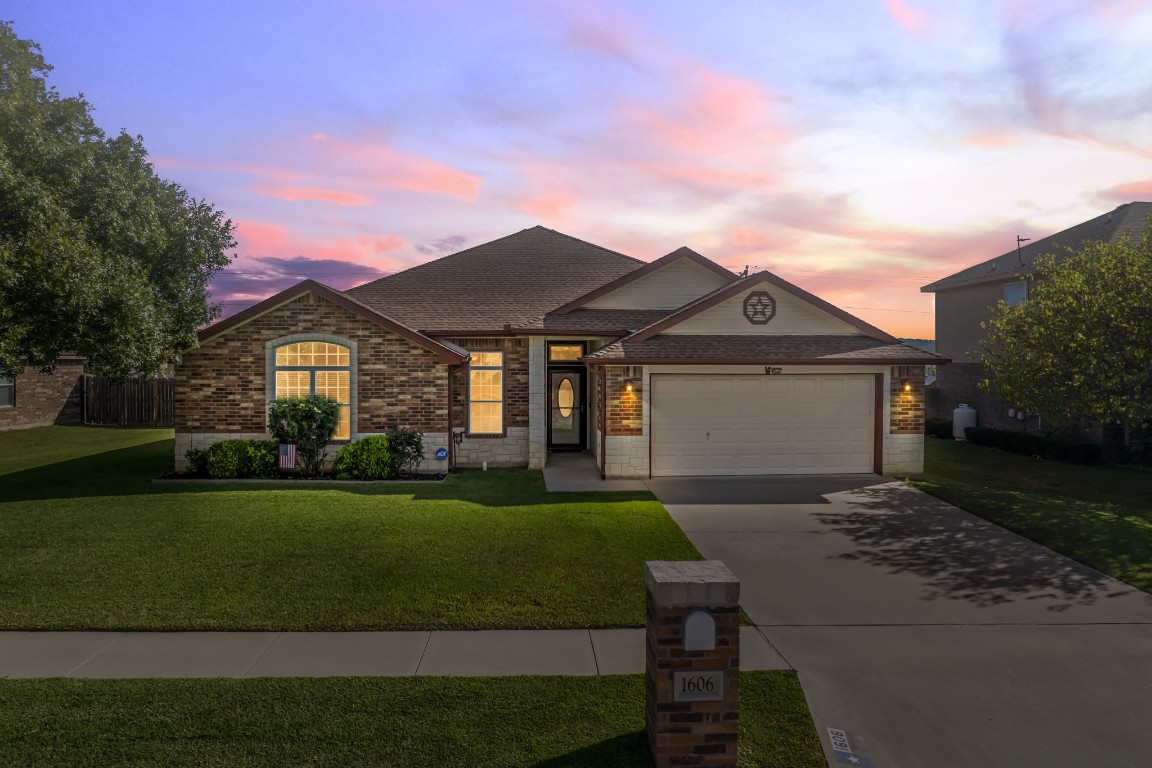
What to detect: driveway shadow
<box><xmin>646</xmin><ymin>474</ymin><xmax>888</xmax><ymax>505</ymax></box>
<box><xmin>812</xmin><ymin>483</ymin><xmax>1140</xmax><ymax>611</ymax></box>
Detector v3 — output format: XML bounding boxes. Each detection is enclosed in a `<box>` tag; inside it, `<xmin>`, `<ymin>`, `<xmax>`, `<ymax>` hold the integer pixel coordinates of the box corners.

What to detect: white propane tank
<box><xmin>953</xmin><ymin>404</ymin><xmax>977</xmax><ymax>440</ymax></box>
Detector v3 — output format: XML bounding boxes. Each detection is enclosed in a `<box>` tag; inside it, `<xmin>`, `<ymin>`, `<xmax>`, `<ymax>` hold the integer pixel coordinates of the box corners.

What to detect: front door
<box><xmin>548</xmin><ymin>368</ymin><xmax>586</xmax><ymax>450</ymax></box>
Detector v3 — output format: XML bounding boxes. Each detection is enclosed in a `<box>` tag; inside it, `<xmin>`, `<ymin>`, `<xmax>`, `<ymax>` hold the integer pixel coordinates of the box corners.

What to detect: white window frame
<box><xmin>468</xmin><ymin>351</ymin><xmax>504</xmax><ymax>435</ymax></box>
<box><xmin>265</xmin><ymin>335</ymin><xmax>358</xmax><ymax>440</ymax></box>
<box><xmin>1004</xmin><ymin>281</ymin><xmax>1027</xmax><ymax>306</ymax></box>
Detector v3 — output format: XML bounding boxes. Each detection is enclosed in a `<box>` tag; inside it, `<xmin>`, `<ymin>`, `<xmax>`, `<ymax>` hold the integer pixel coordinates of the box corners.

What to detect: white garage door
<box><xmin>650</xmin><ymin>374</ymin><xmax>875</xmax><ymax>476</ymax></box>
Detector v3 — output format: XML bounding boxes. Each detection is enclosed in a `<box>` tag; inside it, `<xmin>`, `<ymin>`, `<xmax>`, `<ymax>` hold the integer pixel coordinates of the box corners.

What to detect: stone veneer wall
<box><xmin>173</xmin><ymin>293</ymin><xmax>451</xmax><ymax>470</ymax></box>
<box><xmin>527</xmin><ymin>337</ymin><xmax>546</xmax><ymax>469</ymax></box>
<box><xmin>0</xmin><ymin>360</ymin><xmax>85</xmax><ymax>430</ymax></box>
<box><xmin>447</xmin><ymin>336</ymin><xmax>531</xmax><ymax>467</ymax></box>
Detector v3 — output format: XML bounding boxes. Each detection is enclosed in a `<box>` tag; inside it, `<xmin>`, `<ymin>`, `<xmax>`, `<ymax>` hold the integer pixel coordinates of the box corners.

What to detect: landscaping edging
<box><xmin>152</xmin><ymin>475</ymin><xmax>447</xmax><ymax>485</ymax></box>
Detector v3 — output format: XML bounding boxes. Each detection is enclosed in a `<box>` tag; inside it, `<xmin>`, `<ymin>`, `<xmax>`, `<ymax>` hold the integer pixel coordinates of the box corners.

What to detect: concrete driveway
<box><xmin>647</xmin><ymin>475</ymin><xmax>1152</xmax><ymax>768</ymax></box>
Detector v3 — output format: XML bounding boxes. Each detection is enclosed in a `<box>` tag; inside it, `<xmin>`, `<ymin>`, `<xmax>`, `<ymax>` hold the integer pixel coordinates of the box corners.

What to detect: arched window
<box><xmin>274</xmin><ymin>341</ymin><xmax>351</xmax><ymax>440</ymax></box>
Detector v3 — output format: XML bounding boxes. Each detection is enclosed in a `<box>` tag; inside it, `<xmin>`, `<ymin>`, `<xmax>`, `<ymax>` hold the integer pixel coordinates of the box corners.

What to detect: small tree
<box><xmin>267</xmin><ymin>396</ymin><xmax>341</xmax><ymax>477</ymax></box>
<box><xmin>386</xmin><ymin>426</ymin><xmax>425</xmax><ymax>477</ymax></box>
<box><xmin>979</xmin><ymin>220</ymin><xmax>1152</xmax><ymax>433</ymax></box>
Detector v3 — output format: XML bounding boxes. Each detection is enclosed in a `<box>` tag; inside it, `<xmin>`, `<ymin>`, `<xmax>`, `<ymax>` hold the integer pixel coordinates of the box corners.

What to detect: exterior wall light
<box><xmin>902</xmin><ymin>379</ymin><xmax>912</xmax><ymax>392</ymax></box>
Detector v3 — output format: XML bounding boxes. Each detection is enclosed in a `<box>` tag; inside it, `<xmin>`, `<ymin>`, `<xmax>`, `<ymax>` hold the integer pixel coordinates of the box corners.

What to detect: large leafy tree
<box><xmin>979</xmin><ymin>220</ymin><xmax>1152</xmax><ymax>431</ymax></box>
<box><xmin>0</xmin><ymin>21</ymin><xmax>233</xmax><ymax>380</ymax></box>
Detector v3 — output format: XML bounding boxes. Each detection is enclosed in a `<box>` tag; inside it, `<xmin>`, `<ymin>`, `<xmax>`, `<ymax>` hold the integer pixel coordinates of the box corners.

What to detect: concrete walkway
<box><xmin>0</xmin><ymin>626</ymin><xmax>788</xmax><ymax>679</ymax></box>
<box><xmin>651</xmin><ymin>475</ymin><xmax>1152</xmax><ymax>768</ymax></box>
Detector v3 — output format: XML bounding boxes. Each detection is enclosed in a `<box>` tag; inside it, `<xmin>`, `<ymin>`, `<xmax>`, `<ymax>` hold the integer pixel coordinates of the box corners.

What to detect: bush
<box><xmin>386</xmin><ymin>426</ymin><xmax>424</xmax><ymax>477</ymax></box>
<box><xmin>184</xmin><ymin>447</ymin><xmax>209</xmax><ymax>476</ymax></box>
<box><xmin>925</xmin><ymin>418</ymin><xmax>953</xmax><ymax>439</ymax></box>
<box><xmin>267</xmin><ymin>396</ymin><xmax>341</xmax><ymax>477</ymax></box>
<box><xmin>197</xmin><ymin>439</ymin><xmax>279</xmax><ymax>479</ymax></box>
<box><xmin>333</xmin><ymin>436</ymin><xmax>394</xmax><ymax>480</ymax></box>
<box><xmin>964</xmin><ymin>426</ymin><xmax>1102</xmax><ymax>465</ymax></box>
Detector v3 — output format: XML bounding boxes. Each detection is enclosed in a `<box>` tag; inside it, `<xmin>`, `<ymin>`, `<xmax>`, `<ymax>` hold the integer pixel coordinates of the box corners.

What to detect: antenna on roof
<box><xmin>739</xmin><ymin>265</ymin><xmax>750</xmax><ymax>278</ymax></box>
<box><xmin>1016</xmin><ymin>236</ymin><xmax>1031</xmax><ymax>267</ymax></box>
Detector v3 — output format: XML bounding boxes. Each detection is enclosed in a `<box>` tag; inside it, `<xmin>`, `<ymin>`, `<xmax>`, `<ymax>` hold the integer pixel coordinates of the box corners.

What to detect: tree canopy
<box><xmin>980</xmin><ymin>219</ymin><xmax>1152</xmax><ymax>430</ymax></box>
<box><xmin>0</xmin><ymin>21</ymin><xmax>234</xmax><ymax>380</ymax></box>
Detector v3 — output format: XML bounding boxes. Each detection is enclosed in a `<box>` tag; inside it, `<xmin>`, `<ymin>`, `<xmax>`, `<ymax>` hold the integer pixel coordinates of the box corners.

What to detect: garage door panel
<box><xmin>651</xmin><ymin>374</ymin><xmax>874</xmax><ymax>476</ymax></box>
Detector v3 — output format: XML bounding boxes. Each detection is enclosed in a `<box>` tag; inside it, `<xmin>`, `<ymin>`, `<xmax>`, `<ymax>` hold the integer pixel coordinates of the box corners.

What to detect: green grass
<box><xmin>920</xmin><ymin>437</ymin><xmax>1152</xmax><ymax>591</ymax></box>
<box><xmin>0</xmin><ymin>672</ymin><xmax>824</xmax><ymax>768</ymax></box>
<box><xmin>0</xmin><ymin>426</ymin><xmax>700</xmax><ymax>630</ymax></box>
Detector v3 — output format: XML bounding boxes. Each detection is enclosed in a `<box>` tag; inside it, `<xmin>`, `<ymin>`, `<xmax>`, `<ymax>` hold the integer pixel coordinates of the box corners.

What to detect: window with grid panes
<box><xmin>274</xmin><ymin>342</ymin><xmax>351</xmax><ymax>439</ymax></box>
<box><xmin>468</xmin><ymin>351</ymin><xmax>503</xmax><ymax>433</ymax></box>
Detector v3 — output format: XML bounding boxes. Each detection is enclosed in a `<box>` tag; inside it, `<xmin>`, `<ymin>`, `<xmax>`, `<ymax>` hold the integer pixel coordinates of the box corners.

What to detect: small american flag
<box><xmin>278</xmin><ymin>444</ymin><xmax>297</xmax><ymax>470</ymax></box>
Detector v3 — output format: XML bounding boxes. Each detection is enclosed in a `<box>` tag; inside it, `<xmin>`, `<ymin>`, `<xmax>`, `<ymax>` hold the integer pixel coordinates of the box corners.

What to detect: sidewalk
<box><xmin>0</xmin><ymin>627</ymin><xmax>788</xmax><ymax>679</ymax></box>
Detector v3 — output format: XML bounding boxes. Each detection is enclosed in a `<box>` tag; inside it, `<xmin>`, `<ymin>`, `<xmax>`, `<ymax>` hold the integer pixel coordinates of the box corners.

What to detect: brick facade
<box><xmin>0</xmin><ymin>360</ymin><xmax>84</xmax><ymax>430</ymax></box>
<box><xmin>604</xmin><ymin>365</ymin><xmax>643</xmax><ymax>436</ymax></box>
<box><xmin>175</xmin><ymin>294</ymin><xmax>451</xmax><ymax>437</ymax></box>
<box><xmin>889</xmin><ymin>365</ymin><xmax>926</xmax><ymax>435</ymax></box>
<box><xmin>446</xmin><ymin>337</ymin><xmax>530</xmax><ymax>432</ymax></box>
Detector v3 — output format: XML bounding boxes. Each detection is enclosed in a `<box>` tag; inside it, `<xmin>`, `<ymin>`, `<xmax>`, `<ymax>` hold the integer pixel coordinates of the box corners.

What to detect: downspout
<box><xmin>446</xmin><ymin>365</ymin><xmax>455</xmax><ymax>471</ymax></box>
<box><xmin>599</xmin><ymin>366</ymin><xmax>607</xmax><ymax>480</ymax></box>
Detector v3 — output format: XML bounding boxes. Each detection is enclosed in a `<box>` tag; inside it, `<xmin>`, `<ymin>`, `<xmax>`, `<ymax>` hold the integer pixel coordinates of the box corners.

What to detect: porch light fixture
<box><xmin>902</xmin><ymin>379</ymin><xmax>912</xmax><ymax>392</ymax></box>
<box><xmin>623</xmin><ymin>378</ymin><xmax>639</xmax><ymax>393</ymax></box>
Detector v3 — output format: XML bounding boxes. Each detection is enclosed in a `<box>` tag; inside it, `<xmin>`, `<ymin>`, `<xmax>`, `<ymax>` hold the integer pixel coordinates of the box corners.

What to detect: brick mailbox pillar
<box><xmin>645</xmin><ymin>560</ymin><xmax>741</xmax><ymax>767</ymax></box>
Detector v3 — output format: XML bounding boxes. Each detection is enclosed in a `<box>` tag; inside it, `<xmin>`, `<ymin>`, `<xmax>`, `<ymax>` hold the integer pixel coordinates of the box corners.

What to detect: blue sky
<box><xmin>9</xmin><ymin>0</ymin><xmax>1152</xmax><ymax>336</ymax></box>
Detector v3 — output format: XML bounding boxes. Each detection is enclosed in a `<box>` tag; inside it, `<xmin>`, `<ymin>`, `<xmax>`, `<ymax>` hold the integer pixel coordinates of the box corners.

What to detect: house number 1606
<box><xmin>672</xmin><ymin>670</ymin><xmax>724</xmax><ymax>702</ymax></box>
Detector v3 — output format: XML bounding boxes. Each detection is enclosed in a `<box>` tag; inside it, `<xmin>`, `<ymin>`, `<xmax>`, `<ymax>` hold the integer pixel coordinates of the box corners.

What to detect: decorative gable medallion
<box><xmin>742</xmin><ymin>291</ymin><xmax>776</xmax><ymax>325</ymax></box>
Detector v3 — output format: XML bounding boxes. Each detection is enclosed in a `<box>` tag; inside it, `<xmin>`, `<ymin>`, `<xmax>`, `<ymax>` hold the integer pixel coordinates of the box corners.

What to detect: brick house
<box><xmin>921</xmin><ymin>201</ymin><xmax>1151</xmax><ymax>430</ymax></box>
<box><xmin>175</xmin><ymin>227</ymin><xmax>942</xmax><ymax>476</ymax></box>
<box><xmin>0</xmin><ymin>357</ymin><xmax>85</xmax><ymax>430</ymax></box>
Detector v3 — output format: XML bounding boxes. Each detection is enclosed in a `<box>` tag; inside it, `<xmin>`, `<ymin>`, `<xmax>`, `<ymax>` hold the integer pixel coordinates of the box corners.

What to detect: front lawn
<box><xmin>0</xmin><ymin>426</ymin><xmax>699</xmax><ymax>630</ymax></box>
<box><xmin>0</xmin><ymin>672</ymin><xmax>824</xmax><ymax>768</ymax></box>
<box><xmin>921</xmin><ymin>438</ymin><xmax>1152</xmax><ymax>591</ymax></box>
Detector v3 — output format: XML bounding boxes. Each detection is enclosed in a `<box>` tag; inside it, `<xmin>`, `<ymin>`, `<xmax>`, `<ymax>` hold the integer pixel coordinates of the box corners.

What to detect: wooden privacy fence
<box><xmin>83</xmin><ymin>374</ymin><xmax>174</xmax><ymax>427</ymax></box>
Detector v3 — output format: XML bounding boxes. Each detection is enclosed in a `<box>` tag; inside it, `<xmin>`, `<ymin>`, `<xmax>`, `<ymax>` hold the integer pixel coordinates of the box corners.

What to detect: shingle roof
<box><xmin>921</xmin><ymin>202</ymin><xmax>1152</xmax><ymax>292</ymax></box>
<box><xmin>346</xmin><ymin>226</ymin><xmax>643</xmax><ymax>332</ymax></box>
<box><xmin>584</xmin><ymin>335</ymin><xmax>946</xmax><ymax>364</ymax></box>
<box><xmin>537</xmin><ymin>308</ymin><xmax>676</xmax><ymax>332</ymax></box>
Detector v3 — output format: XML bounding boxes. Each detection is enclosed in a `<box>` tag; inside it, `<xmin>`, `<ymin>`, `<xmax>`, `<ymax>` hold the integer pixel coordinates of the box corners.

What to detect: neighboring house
<box><xmin>921</xmin><ymin>201</ymin><xmax>1152</xmax><ymax>430</ymax></box>
<box><xmin>0</xmin><ymin>357</ymin><xmax>85</xmax><ymax>430</ymax></box>
<box><xmin>175</xmin><ymin>226</ymin><xmax>942</xmax><ymax>477</ymax></box>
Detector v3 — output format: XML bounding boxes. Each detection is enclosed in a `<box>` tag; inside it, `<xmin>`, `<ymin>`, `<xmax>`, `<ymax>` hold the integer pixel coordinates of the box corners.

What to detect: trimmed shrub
<box><xmin>206</xmin><ymin>440</ymin><xmax>246</xmax><ymax>478</ymax></box>
<box><xmin>925</xmin><ymin>418</ymin><xmax>953</xmax><ymax>439</ymax></box>
<box><xmin>267</xmin><ymin>396</ymin><xmax>341</xmax><ymax>477</ymax></box>
<box><xmin>386</xmin><ymin>426</ymin><xmax>425</xmax><ymax>477</ymax></box>
<box><xmin>333</xmin><ymin>436</ymin><xmax>394</xmax><ymax>480</ymax></box>
<box><xmin>243</xmin><ymin>440</ymin><xmax>279</xmax><ymax>478</ymax></box>
<box><xmin>964</xmin><ymin>426</ymin><xmax>1102</xmax><ymax>465</ymax></box>
<box><xmin>203</xmin><ymin>439</ymin><xmax>279</xmax><ymax>479</ymax></box>
<box><xmin>184</xmin><ymin>447</ymin><xmax>209</xmax><ymax>476</ymax></box>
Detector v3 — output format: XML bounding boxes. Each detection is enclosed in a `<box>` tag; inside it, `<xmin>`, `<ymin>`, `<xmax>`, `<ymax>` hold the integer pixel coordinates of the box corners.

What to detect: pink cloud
<box><xmin>1093</xmin><ymin>0</ymin><xmax>1149</xmax><ymax>20</ymax></box>
<box><xmin>251</xmin><ymin>185</ymin><xmax>375</xmax><ymax>207</ymax></box>
<box><xmin>882</xmin><ymin>0</ymin><xmax>932</xmax><ymax>35</ymax></box>
<box><xmin>233</xmin><ymin>219</ymin><xmax>406</xmax><ymax>267</ymax></box>
<box><xmin>964</xmin><ymin>133</ymin><xmax>1019</xmax><ymax>148</ymax></box>
<box><xmin>310</xmin><ymin>136</ymin><xmax>482</xmax><ymax>200</ymax></box>
<box><xmin>1097</xmin><ymin>179</ymin><xmax>1152</xmax><ymax>203</ymax></box>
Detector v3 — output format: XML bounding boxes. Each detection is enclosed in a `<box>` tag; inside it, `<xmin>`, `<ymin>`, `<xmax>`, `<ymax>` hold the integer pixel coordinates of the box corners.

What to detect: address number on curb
<box><xmin>672</xmin><ymin>670</ymin><xmax>724</xmax><ymax>702</ymax></box>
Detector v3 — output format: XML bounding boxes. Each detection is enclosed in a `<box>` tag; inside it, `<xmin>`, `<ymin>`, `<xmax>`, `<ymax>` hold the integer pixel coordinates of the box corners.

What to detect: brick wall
<box><xmin>889</xmin><ymin>365</ymin><xmax>926</xmax><ymax>435</ymax></box>
<box><xmin>0</xmin><ymin>360</ymin><xmax>84</xmax><ymax>430</ymax></box>
<box><xmin>175</xmin><ymin>294</ymin><xmax>450</xmax><ymax>436</ymax></box>
<box><xmin>446</xmin><ymin>337</ymin><xmax>530</xmax><ymax>432</ymax></box>
<box><xmin>605</xmin><ymin>365</ymin><xmax>643</xmax><ymax>436</ymax></box>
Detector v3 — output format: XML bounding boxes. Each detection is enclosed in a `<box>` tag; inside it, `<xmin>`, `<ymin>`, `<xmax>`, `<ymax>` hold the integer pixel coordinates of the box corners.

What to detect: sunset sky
<box><xmin>9</xmin><ymin>0</ymin><xmax>1152</xmax><ymax>337</ymax></box>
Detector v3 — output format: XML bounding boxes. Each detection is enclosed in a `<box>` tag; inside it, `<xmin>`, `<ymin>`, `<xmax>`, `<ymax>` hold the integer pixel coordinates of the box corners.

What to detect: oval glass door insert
<box><xmin>558</xmin><ymin>378</ymin><xmax>574</xmax><ymax>417</ymax></box>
